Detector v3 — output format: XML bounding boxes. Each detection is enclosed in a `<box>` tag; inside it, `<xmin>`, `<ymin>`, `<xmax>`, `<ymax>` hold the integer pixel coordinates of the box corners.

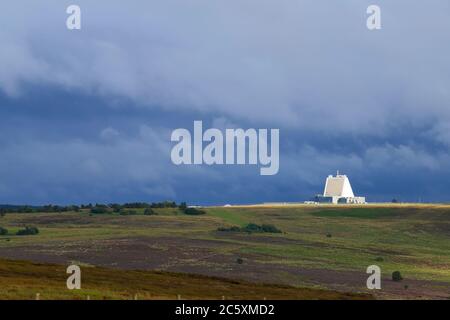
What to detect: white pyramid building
<box><xmin>315</xmin><ymin>171</ymin><xmax>366</xmax><ymax>204</ymax></box>
<box><xmin>323</xmin><ymin>173</ymin><xmax>354</xmax><ymax>198</ymax></box>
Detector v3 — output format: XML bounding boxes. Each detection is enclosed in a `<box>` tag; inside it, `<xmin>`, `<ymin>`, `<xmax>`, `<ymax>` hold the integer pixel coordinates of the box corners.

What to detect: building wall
<box><xmin>323</xmin><ymin>175</ymin><xmax>355</xmax><ymax>198</ymax></box>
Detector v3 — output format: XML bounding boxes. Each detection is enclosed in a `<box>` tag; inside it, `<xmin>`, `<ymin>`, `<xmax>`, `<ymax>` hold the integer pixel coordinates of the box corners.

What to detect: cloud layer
<box><xmin>0</xmin><ymin>1</ymin><xmax>449</xmax><ymax>204</ymax></box>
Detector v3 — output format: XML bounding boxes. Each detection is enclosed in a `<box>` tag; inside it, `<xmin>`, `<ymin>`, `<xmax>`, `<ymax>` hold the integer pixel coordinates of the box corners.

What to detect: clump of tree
<box><xmin>179</xmin><ymin>202</ymin><xmax>187</xmax><ymax>210</ymax></box>
<box><xmin>217</xmin><ymin>226</ymin><xmax>241</xmax><ymax>232</ymax></box>
<box><xmin>90</xmin><ymin>205</ymin><xmax>110</xmax><ymax>214</ymax></box>
<box><xmin>182</xmin><ymin>207</ymin><xmax>205</xmax><ymax>215</ymax></box>
<box><xmin>110</xmin><ymin>204</ymin><xmax>123</xmax><ymax>213</ymax></box>
<box><xmin>0</xmin><ymin>227</ymin><xmax>8</xmax><ymax>235</ymax></box>
<box><xmin>177</xmin><ymin>202</ymin><xmax>205</xmax><ymax>215</ymax></box>
<box><xmin>144</xmin><ymin>208</ymin><xmax>157</xmax><ymax>216</ymax></box>
<box><xmin>217</xmin><ymin>223</ymin><xmax>282</xmax><ymax>234</ymax></box>
<box><xmin>150</xmin><ymin>201</ymin><xmax>178</xmax><ymax>208</ymax></box>
<box><xmin>16</xmin><ymin>226</ymin><xmax>39</xmax><ymax>236</ymax></box>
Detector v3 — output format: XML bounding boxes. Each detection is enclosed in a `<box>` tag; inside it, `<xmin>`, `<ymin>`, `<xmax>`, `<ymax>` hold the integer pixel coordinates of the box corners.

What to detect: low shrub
<box><xmin>182</xmin><ymin>207</ymin><xmax>205</xmax><ymax>215</ymax></box>
<box><xmin>90</xmin><ymin>207</ymin><xmax>109</xmax><ymax>214</ymax></box>
<box><xmin>242</xmin><ymin>223</ymin><xmax>282</xmax><ymax>234</ymax></box>
<box><xmin>0</xmin><ymin>227</ymin><xmax>8</xmax><ymax>235</ymax></box>
<box><xmin>218</xmin><ymin>223</ymin><xmax>282</xmax><ymax>234</ymax></box>
<box><xmin>242</xmin><ymin>223</ymin><xmax>261</xmax><ymax>233</ymax></box>
<box><xmin>16</xmin><ymin>226</ymin><xmax>39</xmax><ymax>236</ymax></box>
<box><xmin>217</xmin><ymin>226</ymin><xmax>241</xmax><ymax>232</ymax></box>
<box><xmin>261</xmin><ymin>224</ymin><xmax>282</xmax><ymax>233</ymax></box>
<box><xmin>144</xmin><ymin>208</ymin><xmax>157</xmax><ymax>216</ymax></box>
<box><xmin>392</xmin><ymin>271</ymin><xmax>403</xmax><ymax>282</ymax></box>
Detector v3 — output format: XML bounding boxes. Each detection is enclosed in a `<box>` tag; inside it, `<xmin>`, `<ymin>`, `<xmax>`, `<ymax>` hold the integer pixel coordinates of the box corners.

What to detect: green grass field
<box><xmin>0</xmin><ymin>204</ymin><xmax>449</xmax><ymax>299</ymax></box>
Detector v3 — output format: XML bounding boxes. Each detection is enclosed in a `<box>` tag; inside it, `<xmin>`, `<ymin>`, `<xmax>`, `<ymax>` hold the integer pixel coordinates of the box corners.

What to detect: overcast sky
<box><xmin>1</xmin><ymin>1</ymin><xmax>450</xmax><ymax>205</ymax></box>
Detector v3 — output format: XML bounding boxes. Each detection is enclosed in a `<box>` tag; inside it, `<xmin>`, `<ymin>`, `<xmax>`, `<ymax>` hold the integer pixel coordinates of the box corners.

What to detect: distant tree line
<box><xmin>113</xmin><ymin>201</ymin><xmax>178</xmax><ymax>209</ymax></box>
<box><xmin>0</xmin><ymin>205</ymin><xmax>80</xmax><ymax>214</ymax></box>
<box><xmin>0</xmin><ymin>201</ymin><xmax>205</xmax><ymax>217</ymax></box>
<box><xmin>88</xmin><ymin>201</ymin><xmax>202</xmax><ymax>215</ymax></box>
<box><xmin>0</xmin><ymin>201</ymin><xmax>193</xmax><ymax>214</ymax></box>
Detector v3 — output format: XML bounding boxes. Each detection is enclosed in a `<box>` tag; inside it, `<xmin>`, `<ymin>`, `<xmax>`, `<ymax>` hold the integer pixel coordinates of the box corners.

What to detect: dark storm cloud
<box><xmin>0</xmin><ymin>1</ymin><xmax>449</xmax><ymax>204</ymax></box>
